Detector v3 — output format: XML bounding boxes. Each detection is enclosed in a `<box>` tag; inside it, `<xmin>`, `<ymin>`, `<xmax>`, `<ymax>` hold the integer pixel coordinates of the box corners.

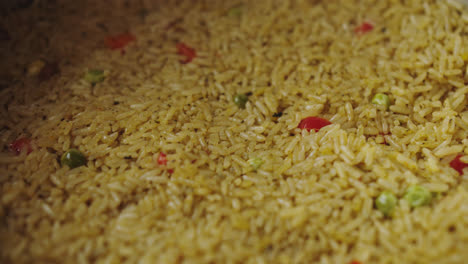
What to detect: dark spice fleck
<box><xmin>113</xmin><ymin>101</ymin><xmax>120</xmax><ymax>105</ymax></box>
<box><xmin>124</xmin><ymin>156</ymin><xmax>132</xmax><ymax>159</ymax></box>
<box><xmin>96</xmin><ymin>23</ymin><xmax>108</xmax><ymax>32</ymax></box>
<box><xmin>39</xmin><ymin>62</ymin><xmax>59</xmax><ymax>82</ymax></box>
<box><xmin>245</xmin><ymin>92</ymin><xmax>253</xmax><ymax>96</ymax></box>
<box><xmin>17</xmin><ymin>0</ymin><xmax>33</xmax><ymax>9</ymax></box>
<box><xmin>139</xmin><ymin>8</ymin><xmax>149</xmax><ymax>20</ymax></box>
<box><xmin>381</xmin><ymin>27</ymin><xmax>387</xmax><ymax>33</ymax></box>
<box><xmin>0</xmin><ymin>27</ymin><xmax>10</xmax><ymax>41</ymax></box>
<box><xmin>165</xmin><ymin>18</ymin><xmax>183</xmax><ymax>30</ymax></box>
<box><xmin>273</xmin><ymin>112</ymin><xmax>283</xmax><ymax>117</ymax></box>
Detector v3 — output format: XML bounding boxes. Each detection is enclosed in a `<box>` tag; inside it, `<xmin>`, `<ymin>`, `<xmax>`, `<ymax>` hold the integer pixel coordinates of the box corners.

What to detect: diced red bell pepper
<box><xmin>298</xmin><ymin>116</ymin><xmax>331</xmax><ymax>132</ymax></box>
<box><xmin>157</xmin><ymin>152</ymin><xmax>174</xmax><ymax>174</ymax></box>
<box><xmin>158</xmin><ymin>152</ymin><xmax>168</xmax><ymax>165</ymax></box>
<box><xmin>9</xmin><ymin>138</ymin><xmax>32</xmax><ymax>155</ymax></box>
<box><xmin>176</xmin><ymin>43</ymin><xmax>196</xmax><ymax>63</ymax></box>
<box><xmin>105</xmin><ymin>33</ymin><xmax>136</xmax><ymax>50</ymax></box>
<box><xmin>354</xmin><ymin>22</ymin><xmax>374</xmax><ymax>34</ymax></box>
<box><xmin>450</xmin><ymin>154</ymin><xmax>468</xmax><ymax>175</ymax></box>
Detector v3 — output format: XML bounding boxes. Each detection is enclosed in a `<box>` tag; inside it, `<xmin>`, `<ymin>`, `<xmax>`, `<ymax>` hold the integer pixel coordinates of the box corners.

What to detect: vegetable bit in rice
<box><xmin>84</xmin><ymin>69</ymin><xmax>105</xmax><ymax>84</ymax></box>
<box><xmin>297</xmin><ymin>116</ymin><xmax>331</xmax><ymax>132</ymax></box>
<box><xmin>176</xmin><ymin>42</ymin><xmax>196</xmax><ymax>63</ymax></box>
<box><xmin>157</xmin><ymin>152</ymin><xmax>168</xmax><ymax>165</ymax></box>
<box><xmin>234</xmin><ymin>93</ymin><xmax>249</xmax><ymax>109</ymax></box>
<box><xmin>157</xmin><ymin>152</ymin><xmax>173</xmax><ymax>174</ymax></box>
<box><xmin>8</xmin><ymin>138</ymin><xmax>32</xmax><ymax>155</ymax></box>
<box><xmin>449</xmin><ymin>154</ymin><xmax>468</xmax><ymax>175</ymax></box>
<box><xmin>354</xmin><ymin>21</ymin><xmax>374</xmax><ymax>34</ymax></box>
<box><xmin>61</xmin><ymin>149</ymin><xmax>87</xmax><ymax>169</ymax></box>
<box><xmin>248</xmin><ymin>157</ymin><xmax>263</xmax><ymax>171</ymax></box>
<box><xmin>375</xmin><ymin>191</ymin><xmax>397</xmax><ymax>217</ymax></box>
<box><xmin>227</xmin><ymin>5</ymin><xmax>243</xmax><ymax>17</ymax></box>
<box><xmin>404</xmin><ymin>185</ymin><xmax>432</xmax><ymax>208</ymax></box>
<box><xmin>371</xmin><ymin>93</ymin><xmax>390</xmax><ymax>110</ymax></box>
<box><xmin>105</xmin><ymin>32</ymin><xmax>136</xmax><ymax>50</ymax></box>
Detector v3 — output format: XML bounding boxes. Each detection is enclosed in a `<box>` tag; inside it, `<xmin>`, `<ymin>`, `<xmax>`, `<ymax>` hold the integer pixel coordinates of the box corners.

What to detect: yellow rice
<box><xmin>1</xmin><ymin>0</ymin><xmax>468</xmax><ymax>263</ymax></box>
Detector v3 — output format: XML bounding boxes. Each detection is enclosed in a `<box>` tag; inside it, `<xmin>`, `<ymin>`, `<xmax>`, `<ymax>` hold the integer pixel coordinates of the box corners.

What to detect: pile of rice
<box><xmin>1</xmin><ymin>0</ymin><xmax>468</xmax><ymax>263</ymax></box>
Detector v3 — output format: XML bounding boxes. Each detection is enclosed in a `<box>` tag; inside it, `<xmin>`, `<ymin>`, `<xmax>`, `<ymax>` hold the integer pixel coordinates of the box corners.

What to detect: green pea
<box><xmin>61</xmin><ymin>149</ymin><xmax>87</xmax><ymax>169</ymax></box>
<box><xmin>371</xmin><ymin>93</ymin><xmax>390</xmax><ymax>110</ymax></box>
<box><xmin>228</xmin><ymin>6</ymin><xmax>243</xmax><ymax>17</ymax></box>
<box><xmin>248</xmin><ymin>157</ymin><xmax>263</xmax><ymax>171</ymax></box>
<box><xmin>375</xmin><ymin>191</ymin><xmax>397</xmax><ymax>217</ymax></box>
<box><xmin>234</xmin><ymin>94</ymin><xmax>249</xmax><ymax>109</ymax></box>
<box><xmin>85</xmin><ymin>69</ymin><xmax>105</xmax><ymax>84</ymax></box>
<box><xmin>404</xmin><ymin>185</ymin><xmax>432</xmax><ymax>208</ymax></box>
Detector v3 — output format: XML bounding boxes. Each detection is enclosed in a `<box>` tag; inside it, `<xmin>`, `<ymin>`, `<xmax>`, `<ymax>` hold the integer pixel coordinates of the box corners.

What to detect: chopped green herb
<box><xmin>85</xmin><ymin>69</ymin><xmax>105</xmax><ymax>84</ymax></box>
<box><xmin>404</xmin><ymin>185</ymin><xmax>432</xmax><ymax>208</ymax></box>
<box><xmin>248</xmin><ymin>157</ymin><xmax>263</xmax><ymax>171</ymax></box>
<box><xmin>371</xmin><ymin>93</ymin><xmax>390</xmax><ymax>110</ymax></box>
<box><xmin>375</xmin><ymin>191</ymin><xmax>397</xmax><ymax>217</ymax></box>
<box><xmin>234</xmin><ymin>94</ymin><xmax>249</xmax><ymax>109</ymax></box>
<box><xmin>61</xmin><ymin>149</ymin><xmax>87</xmax><ymax>169</ymax></box>
<box><xmin>228</xmin><ymin>5</ymin><xmax>243</xmax><ymax>17</ymax></box>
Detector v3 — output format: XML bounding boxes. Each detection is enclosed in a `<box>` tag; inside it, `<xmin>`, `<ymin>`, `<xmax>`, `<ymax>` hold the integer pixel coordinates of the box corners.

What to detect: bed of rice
<box><xmin>1</xmin><ymin>0</ymin><xmax>468</xmax><ymax>263</ymax></box>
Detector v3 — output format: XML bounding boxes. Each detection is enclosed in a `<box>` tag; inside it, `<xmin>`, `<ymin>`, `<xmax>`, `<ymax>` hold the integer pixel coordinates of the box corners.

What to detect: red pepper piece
<box><xmin>298</xmin><ymin>116</ymin><xmax>331</xmax><ymax>132</ymax></box>
<box><xmin>176</xmin><ymin>43</ymin><xmax>196</xmax><ymax>63</ymax></box>
<box><xmin>349</xmin><ymin>261</ymin><xmax>361</xmax><ymax>264</ymax></box>
<box><xmin>158</xmin><ymin>152</ymin><xmax>168</xmax><ymax>165</ymax></box>
<box><xmin>8</xmin><ymin>138</ymin><xmax>32</xmax><ymax>155</ymax></box>
<box><xmin>354</xmin><ymin>22</ymin><xmax>374</xmax><ymax>34</ymax></box>
<box><xmin>157</xmin><ymin>152</ymin><xmax>173</xmax><ymax>173</ymax></box>
<box><xmin>450</xmin><ymin>154</ymin><xmax>468</xmax><ymax>175</ymax></box>
<box><xmin>105</xmin><ymin>33</ymin><xmax>136</xmax><ymax>50</ymax></box>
